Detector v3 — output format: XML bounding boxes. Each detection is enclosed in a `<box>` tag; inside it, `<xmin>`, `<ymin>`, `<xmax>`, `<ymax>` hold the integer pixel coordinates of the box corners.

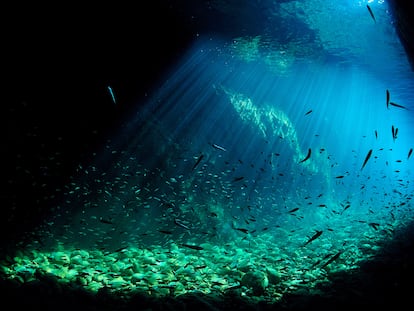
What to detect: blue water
<box><xmin>3</xmin><ymin>0</ymin><xmax>414</xmax><ymax>305</ymax></box>
<box><xmin>27</xmin><ymin>0</ymin><xmax>413</xmax><ymax>257</ymax></box>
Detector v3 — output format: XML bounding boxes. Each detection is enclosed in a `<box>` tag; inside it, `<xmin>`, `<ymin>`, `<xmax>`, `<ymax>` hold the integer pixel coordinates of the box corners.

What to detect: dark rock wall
<box><xmin>388</xmin><ymin>0</ymin><xmax>414</xmax><ymax>71</ymax></box>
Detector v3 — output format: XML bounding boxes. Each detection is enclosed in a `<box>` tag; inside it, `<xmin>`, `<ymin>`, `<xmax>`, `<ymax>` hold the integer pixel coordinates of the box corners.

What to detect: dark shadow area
<box><xmin>388</xmin><ymin>0</ymin><xmax>414</xmax><ymax>71</ymax></box>
<box><xmin>279</xmin><ymin>222</ymin><xmax>414</xmax><ymax>310</ymax></box>
<box><xmin>1</xmin><ymin>1</ymin><xmax>197</xmax><ymax>248</ymax></box>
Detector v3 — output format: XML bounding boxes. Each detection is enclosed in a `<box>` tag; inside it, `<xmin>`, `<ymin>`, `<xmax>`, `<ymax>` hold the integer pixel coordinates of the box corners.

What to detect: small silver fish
<box><xmin>107</xmin><ymin>86</ymin><xmax>116</xmax><ymax>104</ymax></box>
<box><xmin>212</xmin><ymin>143</ymin><xmax>227</xmax><ymax>151</ymax></box>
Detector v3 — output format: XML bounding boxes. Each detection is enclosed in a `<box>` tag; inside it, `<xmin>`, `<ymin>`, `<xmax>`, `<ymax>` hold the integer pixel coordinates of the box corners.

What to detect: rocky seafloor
<box><xmin>1</xmin><ymin>222</ymin><xmax>414</xmax><ymax>311</ymax></box>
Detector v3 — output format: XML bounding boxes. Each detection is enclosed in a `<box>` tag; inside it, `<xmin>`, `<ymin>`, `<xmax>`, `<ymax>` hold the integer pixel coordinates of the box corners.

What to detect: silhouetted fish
<box><xmin>288</xmin><ymin>207</ymin><xmax>299</xmax><ymax>213</ymax></box>
<box><xmin>234</xmin><ymin>227</ymin><xmax>249</xmax><ymax>234</ymax></box>
<box><xmin>389</xmin><ymin>102</ymin><xmax>406</xmax><ymax>109</ymax></box>
<box><xmin>233</xmin><ymin>176</ymin><xmax>244</xmax><ymax>182</ymax></box>
<box><xmin>158</xmin><ymin>230</ymin><xmax>173</xmax><ymax>234</ymax></box>
<box><xmin>408</xmin><ymin>148</ymin><xmax>413</xmax><ymax>160</ymax></box>
<box><xmin>99</xmin><ymin>217</ymin><xmax>113</xmax><ymax>225</ymax></box>
<box><xmin>361</xmin><ymin>149</ymin><xmax>373</xmax><ymax>171</ymax></box>
<box><xmin>367</xmin><ymin>5</ymin><xmax>376</xmax><ymax>23</ymax></box>
<box><xmin>303</xmin><ymin>230</ymin><xmax>323</xmax><ymax>246</ymax></box>
<box><xmin>369</xmin><ymin>222</ymin><xmax>380</xmax><ymax>230</ymax></box>
<box><xmin>386</xmin><ymin>89</ymin><xmax>390</xmax><ymax>109</ymax></box>
<box><xmin>305</xmin><ymin>110</ymin><xmax>313</xmax><ymax>116</ymax></box>
<box><xmin>392</xmin><ymin>126</ymin><xmax>399</xmax><ymax>142</ymax></box>
<box><xmin>192</xmin><ymin>154</ymin><xmax>204</xmax><ymax>170</ymax></box>
<box><xmin>341</xmin><ymin>204</ymin><xmax>351</xmax><ymax>214</ymax></box>
<box><xmin>375</xmin><ymin>130</ymin><xmax>378</xmax><ymax>139</ymax></box>
<box><xmin>113</xmin><ymin>246</ymin><xmax>128</xmax><ymax>253</ymax></box>
<box><xmin>299</xmin><ymin>148</ymin><xmax>311</xmax><ymax>163</ymax></box>
<box><xmin>182</xmin><ymin>244</ymin><xmax>204</xmax><ymax>250</ymax></box>
<box><xmin>321</xmin><ymin>251</ymin><xmax>342</xmax><ymax>268</ymax></box>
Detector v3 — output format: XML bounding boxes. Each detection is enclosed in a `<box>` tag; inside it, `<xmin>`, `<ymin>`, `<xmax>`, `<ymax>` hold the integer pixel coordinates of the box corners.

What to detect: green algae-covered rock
<box><xmin>266</xmin><ymin>267</ymin><xmax>281</xmax><ymax>285</ymax></box>
<box><xmin>241</xmin><ymin>270</ymin><xmax>269</xmax><ymax>295</ymax></box>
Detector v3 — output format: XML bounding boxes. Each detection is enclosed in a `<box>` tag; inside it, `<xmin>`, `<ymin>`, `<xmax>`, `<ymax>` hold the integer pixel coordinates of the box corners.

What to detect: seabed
<box><xmin>1</xmin><ymin>215</ymin><xmax>414</xmax><ymax>310</ymax></box>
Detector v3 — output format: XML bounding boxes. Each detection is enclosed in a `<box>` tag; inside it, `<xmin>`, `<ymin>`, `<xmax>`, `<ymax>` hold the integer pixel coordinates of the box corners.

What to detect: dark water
<box><xmin>1</xmin><ymin>1</ymin><xmax>414</xmax><ymax>310</ymax></box>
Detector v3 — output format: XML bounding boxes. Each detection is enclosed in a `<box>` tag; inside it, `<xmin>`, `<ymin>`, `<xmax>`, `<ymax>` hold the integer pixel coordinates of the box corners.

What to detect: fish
<box><xmin>361</xmin><ymin>149</ymin><xmax>373</xmax><ymax>171</ymax></box>
<box><xmin>113</xmin><ymin>246</ymin><xmax>128</xmax><ymax>253</ymax></box>
<box><xmin>174</xmin><ymin>218</ymin><xmax>190</xmax><ymax>230</ymax></box>
<box><xmin>211</xmin><ymin>143</ymin><xmax>227</xmax><ymax>151</ymax></box>
<box><xmin>107</xmin><ymin>86</ymin><xmax>116</xmax><ymax>104</ymax></box>
<box><xmin>299</xmin><ymin>148</ymin><xmax>311</xmax><ymax>163</ymax></box>
<box><xmin>408</xmin><ymin>148</ymin><xmax>413</xmax><ymax>160</ymax></box>
<box><xmin>367</xmin><ymin>5</ymin><xmax>376</xmax><ymax>23</ymax></box>
<box><xmin>320</xmin><ymin>252</ymin><xmax>342</xmax><ymax>269</ymax></box>
<box><xmin>389</xmin><ymin>102</ymin><xmax>406</xmax><ymax>109</ymax></box>
<box><xmin>233</xmin><ymin>176</ymin><xmax>244</xmax><ymax>182</ymax></box>
<box><xmin>181</xmin><ymin>244</ymin><xmax>204</xmax><ymax>251</ymax></box>
<box><xmin>375</xmin><ymin>130</ymin><xmax>378</xmax><ymax>139</ymax></box>
<box><xmin>305</xmin><ymin>110</ymin><xmax>313</xmax><ymax>116</ymax></box>
<box><xmin>234</xmin><ymin>227</ymin><xmax>249</xmax><ymax>234</ymax></box>
<box><xmin>369</xmin><ymin>222</ymin><xmax>380</xmax><ymax>230</ymax></box>
<box><xmin>192</xmin><ymin>154</ymin><xmax>204</xmax><ymax>170</ymax></box>
<box><xmin>303</xmin><ymin>230</ymin><xmax>323</xmax><ymax>246</ymax></box>
<box><xmin>386</xmin><ymin>90</ymin><xmax>390</xmax><ymax>109</ymax></box>
<box><xmin>335</xmin><ymin>175</ymin><xmax>345</xmax><ymax>179</ymax></box>
<box><xmin>99</xmin><ymin>217</ymin><xmax>113</xmax><ymax>224</ymax></box>
<box><xmin>287</xmin><ymin>207</ymin><xmax>299</xmax><ymax>213</ymax></box>
<box><xmin>392</xmin><ymin>126</ymin><xmax>399</xmax><ymax>142</ymax></box>
<box><xmin>158</xmin><ymin>230</ymin><xmax>173</xmax><ymax>234</ymax></box>
<box><xmin>311</xmin><ymin>259</ymin><xmax>322</xmax><ymax>269</ymax></box>
<box><xmin>341</xmin><ymin>204</ymin><xmax>351</xmax><ymax>214</ymax></box>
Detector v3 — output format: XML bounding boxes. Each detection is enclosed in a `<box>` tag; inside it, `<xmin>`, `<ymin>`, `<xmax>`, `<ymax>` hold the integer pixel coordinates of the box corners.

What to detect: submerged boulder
<box><xmin>240</xmin><ymin>270</ymin><xmax>269</xmax><ymax>295</ymax></box>
<box><xmin>266</xmin><ymin>267</ymin><xmax>281</xmax><ymax>285</ymax></box>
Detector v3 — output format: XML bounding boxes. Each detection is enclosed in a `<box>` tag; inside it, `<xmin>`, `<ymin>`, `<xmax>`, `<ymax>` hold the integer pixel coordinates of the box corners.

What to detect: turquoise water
<box><xmin>2</xmin><ymin>0</ymin><xmax>414</xmax><ymax>307</ymax></box>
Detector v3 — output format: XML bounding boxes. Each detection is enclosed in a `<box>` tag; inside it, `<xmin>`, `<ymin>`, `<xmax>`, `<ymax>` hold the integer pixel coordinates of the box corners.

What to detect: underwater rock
<box><xmin>131</xmin><ymin>273</ymin><xmax>145</xmax><ymax>283</ymax></box>
<box><xmin>266</xmin><ymin>267</ymin><xmax>281</xmax><ymax>285</ymax></box>
<box><xmin>237</xmin><ymin>261</ymin><xmax>253</xmax><ymax>273</ymax></box>
<box><xmin>14</xmin><ymin>265</ymin><xmax>36</xmax><ymax>282</ymax></box>
<box><xmin>49</xmin><ymin>252</ymin><xmax>70</xmax><ymax>265</ymax></box>
<box><xmin>108</xmin><ymin>276</ymin><xmax>127</xmax><ymax>289</ymax></box>
<box><xmin>241</xmin><ymin>271</ymin><xmax>269</xmax><ymax>295</ymax></box>
<box><xmin>69</xmin><ymin>254</ymin><xmax>83</xmax><ymax>265</ymax></box>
